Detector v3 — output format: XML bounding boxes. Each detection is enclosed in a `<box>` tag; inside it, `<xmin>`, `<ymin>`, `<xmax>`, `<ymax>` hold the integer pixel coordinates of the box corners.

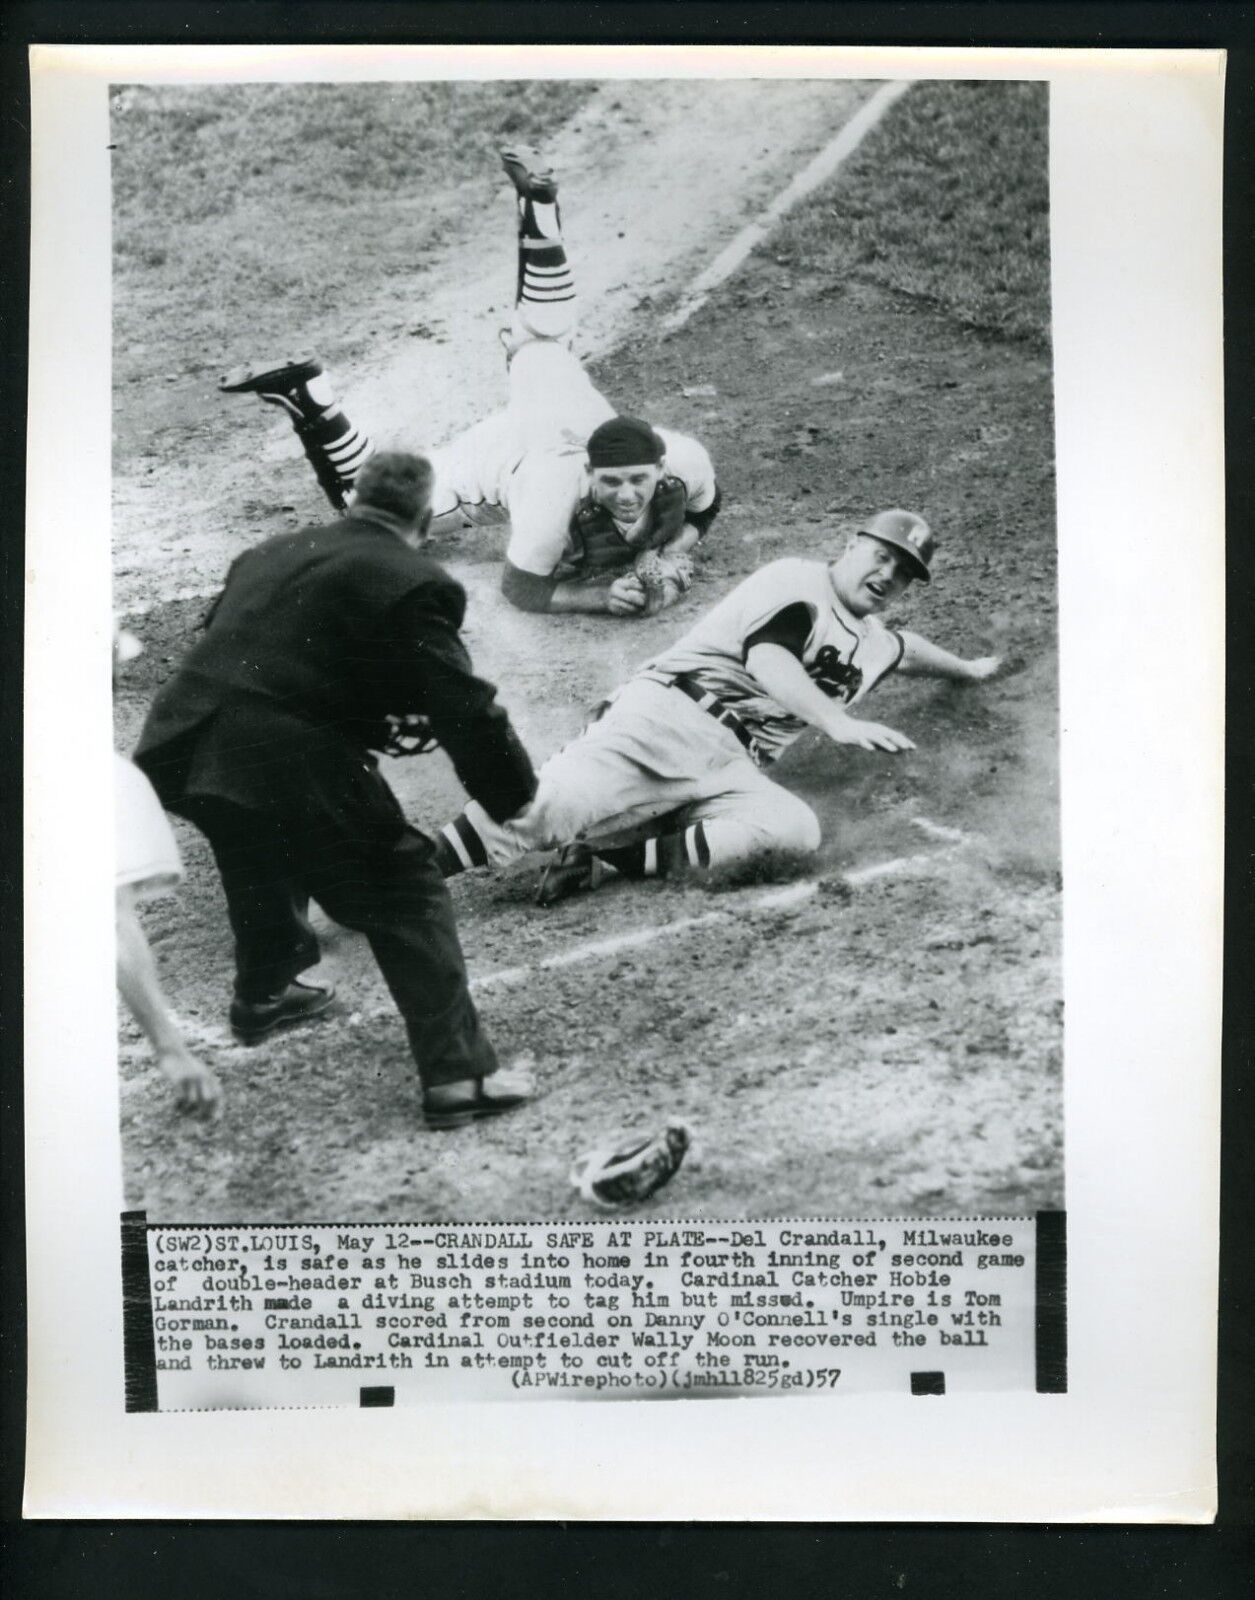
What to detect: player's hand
<box><xmin>964</xmin><ymin>655</ymin><xmax>1003</xmax><ymax>682</ymax></box>
<box><xmin>827</xmin><ymin>715</ymin><xmax>916</xmax><ymax>753</ymax></box>
<box><xmin>159</xmin><ymin>1049</ymin><xmax>222</xmax><ymax>1119</ymax></box>
<box><xmin>606</xmin><ymin>574</ymin><xmax>648</xmax><ymax>616</ymax></box>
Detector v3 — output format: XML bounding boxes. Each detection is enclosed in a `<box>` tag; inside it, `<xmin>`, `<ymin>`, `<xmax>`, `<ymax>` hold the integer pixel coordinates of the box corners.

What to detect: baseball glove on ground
<box><xmin>633</xmin><ymin>549</ymin><xmax>695</xmax><ymax>614</ymax></box>
<box><xmin>570</xmin><ymin>1121</ymin><xmax>692</xmax><ymax>1208</ymax></box>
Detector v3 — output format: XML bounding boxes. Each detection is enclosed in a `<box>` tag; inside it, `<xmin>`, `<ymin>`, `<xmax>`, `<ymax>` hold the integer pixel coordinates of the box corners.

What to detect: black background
<box><xmin>2</xmin><ymin>4</ymin><xmax>1251</xmax><ymax>1595</ymax></box>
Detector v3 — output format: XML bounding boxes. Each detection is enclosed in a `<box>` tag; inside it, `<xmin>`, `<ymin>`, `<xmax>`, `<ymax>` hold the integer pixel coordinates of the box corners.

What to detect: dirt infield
<box><xmin>114</xmin><ymin>80</ymin><xmax>1061</xmax><ymax>1222</ymax></box>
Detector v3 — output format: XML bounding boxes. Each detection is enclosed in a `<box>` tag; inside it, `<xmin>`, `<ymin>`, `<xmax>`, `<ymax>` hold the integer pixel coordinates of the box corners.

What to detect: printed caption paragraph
<box><xmin>128</xmin><ymin>1217</ymin><xmax>1062</xmax><ymax>1408</ymax></box>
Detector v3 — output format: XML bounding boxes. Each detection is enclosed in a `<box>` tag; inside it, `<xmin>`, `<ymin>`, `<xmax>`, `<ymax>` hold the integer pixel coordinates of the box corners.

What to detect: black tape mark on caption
<box><xmin>360</xmin><ymin>1386</ymin><xmax>395</xmax><ymax>1408</ymax></box>
<box><xmin>910</xmin><ymin>1371</ymin><xmax>946</xmax><ymax>1396</ymax></box>
<box><xmin>1035</xmin><ymin>1209</ymin><xmax>1067</xmax><ymax>1393</ymax></box>
<box><xmin>121</xmin><ymin>1209</ymin><xmax>159</xmax><ymax>1412</ymax></box>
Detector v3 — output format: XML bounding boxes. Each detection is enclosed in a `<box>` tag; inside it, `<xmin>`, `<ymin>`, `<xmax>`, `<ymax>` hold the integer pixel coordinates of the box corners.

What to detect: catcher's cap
<box><xmin>587</xmin><ymin>414</ymin><xmax>665</xmax><ymax>468</ymax></box>
<box><xmin>857</xmin><ymin>508</ymin><xmax>934</xmax><ymax>583</ymax></box>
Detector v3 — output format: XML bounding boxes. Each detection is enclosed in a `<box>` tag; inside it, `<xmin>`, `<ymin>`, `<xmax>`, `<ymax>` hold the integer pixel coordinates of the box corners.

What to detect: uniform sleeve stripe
<box><xmin>743</xmin><ymin>601</ymin><xmax>815</xmax><ymax>663</ymax></box>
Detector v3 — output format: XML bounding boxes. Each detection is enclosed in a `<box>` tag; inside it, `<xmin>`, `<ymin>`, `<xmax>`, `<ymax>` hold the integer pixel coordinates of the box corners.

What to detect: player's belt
<box><xmin>666</xmin><ymin>675</ymin><xmax>769</xmax><ymax>765</ymax></box>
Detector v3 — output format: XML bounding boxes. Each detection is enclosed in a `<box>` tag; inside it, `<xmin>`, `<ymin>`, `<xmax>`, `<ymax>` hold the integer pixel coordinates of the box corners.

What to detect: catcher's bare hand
<box><xmin>606</xmin><ymin>574</ymin><xmax>648</xmax><ymax>615</ymax></box>
<box><xmin>827</xmin><ymin>715</ymin><xmax>916</xmax><ymax>753</ymax></box>
<box><xmin>964</xmin><ymin>654</ymin><xmax>1003</xmax><ymax>682</ymax></box>
<box><xmin>160</xmin><ymin>1048</ymin><xmax>222</xmax><ymax>1119</ymax></box>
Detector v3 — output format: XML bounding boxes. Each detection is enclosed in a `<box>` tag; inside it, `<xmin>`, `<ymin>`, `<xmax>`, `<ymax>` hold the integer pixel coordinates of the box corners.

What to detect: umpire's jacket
<box><xmin>135</xmin><ymin>507</ymin><xmax>536</xmax><ymax>833</ymax></box>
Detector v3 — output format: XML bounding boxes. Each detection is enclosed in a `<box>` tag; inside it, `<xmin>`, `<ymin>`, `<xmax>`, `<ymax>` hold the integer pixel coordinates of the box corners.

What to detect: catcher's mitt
<box><xmin>633</xmin><ymin>549</ymin><xmax>695</xmax><ymax>615</ymax></box>
<box><xmin>570</xmin><ymin>1121</ymin><xmax>692</xmax><ymax>1208</ymax></box>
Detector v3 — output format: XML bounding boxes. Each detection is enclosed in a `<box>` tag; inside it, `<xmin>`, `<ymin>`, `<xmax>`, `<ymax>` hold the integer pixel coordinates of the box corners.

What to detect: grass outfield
<box><xmin>773</xmin><ymin>80</ymin><xmax>1050</xmax><ymax>343</ymax></box>
<box><xmin>110</xmin><ymin>81</ymin><xmax>594</xmax><ymax>381</ymax></box>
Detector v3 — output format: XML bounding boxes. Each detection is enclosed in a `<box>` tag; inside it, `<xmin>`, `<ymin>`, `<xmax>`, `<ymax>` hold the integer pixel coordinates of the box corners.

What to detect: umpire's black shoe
<box><xmin>219</xmin><ymin>356</ymin><xmax>324</xmax><ymax>395</ymax></box>
<box><xmin>422</xmin><ymin>1063</ymin><xmax>537</xmax><ymax>1131</ymax></box>
<box><xmin>230</xmin><ymin>980</ymin><xmax>336</xmax><ymax>1046</ymax></box>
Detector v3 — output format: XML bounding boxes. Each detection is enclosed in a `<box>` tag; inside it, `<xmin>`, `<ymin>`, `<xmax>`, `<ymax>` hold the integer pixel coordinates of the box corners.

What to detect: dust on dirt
<box><xmin>115</xmin><ymin>85</ymin><xmax>1061</xmax><ymax>1222</ymax></box>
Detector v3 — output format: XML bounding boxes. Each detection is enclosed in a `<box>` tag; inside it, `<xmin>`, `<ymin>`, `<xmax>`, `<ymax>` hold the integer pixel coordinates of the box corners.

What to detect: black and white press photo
<box><xmin>110</xmin><ymin>73</ymin><xmax>1062</xmax><ymax>1225</ymax></box>
<box><xmin>23</xmin><ymin>43</ymin><xmax>1222</xmax><ymax>1517</ymax></box>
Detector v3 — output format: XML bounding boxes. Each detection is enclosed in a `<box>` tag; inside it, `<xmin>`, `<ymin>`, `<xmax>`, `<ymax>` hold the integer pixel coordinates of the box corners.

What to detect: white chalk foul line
<box><xmin>661</xmin><ymin>79</ymin><xmax>914</xmax><ymax>334</ymax></box>
<box><xmin>120</xmin><ymin>817</ymin><xmax>973</xmax><ymax>1056</ymax></box>
<box><xmin>472</xmin><ymin>818</ymin><xmax>970</xmax><ymax>989</ymax></box>
<box><xmin>910</xmin><ymin>816</ymin><xmax>968</xmax><ymax>844</ymax></box>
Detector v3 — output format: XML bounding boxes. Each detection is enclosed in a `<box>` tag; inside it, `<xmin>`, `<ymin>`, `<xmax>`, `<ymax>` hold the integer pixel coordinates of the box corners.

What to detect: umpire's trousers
<box><xmin>179</xmin><ymin>796</ymin><xmax>499</xmax><ymax>1090</ymax></box>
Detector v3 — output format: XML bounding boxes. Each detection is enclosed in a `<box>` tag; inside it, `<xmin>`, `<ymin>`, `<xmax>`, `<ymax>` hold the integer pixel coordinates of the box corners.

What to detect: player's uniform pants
<box><xmin>464</xmin><ymin>678</ymin><xmax>822</xmax><ymax>866</ymax></box>
<box><xmin>176</xmin><ymin>795</ymin><xmax>500</xmax><ymax>1090</ymax></box>
<box><xmin>428</xmin><ymin>336</ymin><xmax>612</xmax><ymax>539</ymax></box>
<box><xmin>115</xmin><ymin>752</ymin><xmax>184</xmax><ymax>900</ymax></box>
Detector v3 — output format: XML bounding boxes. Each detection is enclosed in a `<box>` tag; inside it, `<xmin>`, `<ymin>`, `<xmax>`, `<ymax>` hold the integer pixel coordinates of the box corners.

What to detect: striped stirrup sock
<box><xmin>296</xmin><ymin>410</ymin><xmax>374</xmax><ymax>510</ymax></box>
<box><xmin>436</xmin><ymin>812</ymin><xmax>491</xmax><ymax>878</ymax></box>
<box><xmin>596</xmin><ymin>822</ymin><xmax>712</xmax><ymax>879</ymax></box>
<box><xmin>516</xmin><ymin>198</ymin><xmax>575</xmax><ymax>327</ymax></box>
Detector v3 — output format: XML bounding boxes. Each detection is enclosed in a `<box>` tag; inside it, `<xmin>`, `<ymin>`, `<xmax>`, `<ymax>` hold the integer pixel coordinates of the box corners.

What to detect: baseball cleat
<box><xmin>535</xmin><ymin>842</ymin><xmax>599</xmax><ymax>907</ymax></box>
<box><xmin>500</xmin><ymin>146</ymin><xmax>558</xmax><ymax>203</ymax></box>
<box><xmin>422</xmin><ymin>1061</ymin><xmax>536</xmax><ymax>1130</ymax></box>
<box><xmin>229</xmin><ymin>979</ymin><xmax>335</xmax><ymax>1045</ymax></box>
<box><xmin>219</xmin><ymin>357</ymin><xmax>324</xmax><ymax>395</ymax></box>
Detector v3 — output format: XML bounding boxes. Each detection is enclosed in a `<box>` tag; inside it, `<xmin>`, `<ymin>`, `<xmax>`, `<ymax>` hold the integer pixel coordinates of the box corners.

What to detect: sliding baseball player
<box><xmin>433</xmin><ymin>510</ymin><xmax>1002</xmax><ymax>901</ymax></box>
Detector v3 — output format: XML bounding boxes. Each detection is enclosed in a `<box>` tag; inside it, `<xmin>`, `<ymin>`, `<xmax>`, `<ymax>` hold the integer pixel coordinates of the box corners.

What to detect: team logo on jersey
<box><xmin>810</xmin><ymin>646</ymin><xmax>862</xmax><ymax>701</ymax></box>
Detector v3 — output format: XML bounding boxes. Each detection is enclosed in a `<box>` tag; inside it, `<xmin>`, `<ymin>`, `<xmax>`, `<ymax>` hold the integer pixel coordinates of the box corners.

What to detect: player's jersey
<box><xmin>636</xmin><ymin>558</ymin><xmax>905</xmax><ymax>762</ymax></box>
<box><xmin>435</xmin><ymin>413</ymin><xmax>716</xmax><ymax>578</ymax></box>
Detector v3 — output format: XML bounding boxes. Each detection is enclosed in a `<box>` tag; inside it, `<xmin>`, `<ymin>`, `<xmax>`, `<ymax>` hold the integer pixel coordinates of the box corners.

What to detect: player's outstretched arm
<box><xmin>746</xmin><ymin>642</ymin><xmax>916</xmax><ymax>754</ymax></box>
<box><xmin>116</xmin><ymin>889</ymin><xmax>221</xmax><ymax>1118</ymax></box>
<box><xmin>897</xmin><ymin>630</ymin><xmax>1002</xmax><ymax>681</ymax></box>
<box><xmin>501</xmin><ymin>560</ymin><xmax>649</xmax><ymax>617</ymax></box>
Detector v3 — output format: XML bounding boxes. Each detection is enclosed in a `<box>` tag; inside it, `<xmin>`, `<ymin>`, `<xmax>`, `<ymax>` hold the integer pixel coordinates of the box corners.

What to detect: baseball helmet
<box><xmin>856</xmin><ymin>508</ymin><xmax>935</xmax><ymax>583</ymax></box>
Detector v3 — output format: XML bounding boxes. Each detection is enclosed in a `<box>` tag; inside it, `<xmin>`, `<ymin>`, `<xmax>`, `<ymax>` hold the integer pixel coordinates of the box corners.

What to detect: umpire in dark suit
<box><xmin>135</xmin><ymin>451</ymin><xmax>536</xmax><ymax>1129</ymax></box>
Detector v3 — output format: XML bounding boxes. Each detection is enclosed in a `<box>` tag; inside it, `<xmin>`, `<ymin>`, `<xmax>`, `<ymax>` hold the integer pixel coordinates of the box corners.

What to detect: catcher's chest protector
<box><xmin>569</xmin><ymin>476</ymin><xmax>684</xmax><ymax>575</ymax></box>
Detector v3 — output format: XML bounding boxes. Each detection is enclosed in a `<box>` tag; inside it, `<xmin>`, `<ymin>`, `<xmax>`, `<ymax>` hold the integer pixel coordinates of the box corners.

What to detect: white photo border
<box><xmin>24</xmin><ymin>43</ymin><xmax>1223</xmax><ymax>1521</ymax></box>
